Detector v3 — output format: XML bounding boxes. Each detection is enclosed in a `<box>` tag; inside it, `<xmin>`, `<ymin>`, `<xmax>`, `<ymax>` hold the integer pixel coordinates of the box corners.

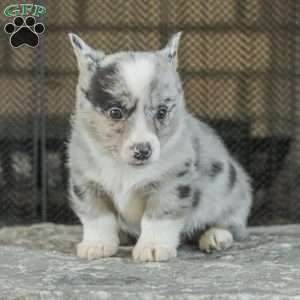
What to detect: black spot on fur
<box><xmin>72</xmin><ymin>35</ymin><xmax>82</xmax><ymax>49</ymax></box>
<box><xmin>192</xmin><ymin>189</ymin><xmax>201</xmax><ymax>207</ymax></box>
<box><xmin>185</xmin><ymin>161</ymin><xmax>191</xmax><ymax>168</ymax></box>
<box><xmin>164</xmin><ymin>97</ymin><xmax>172</xmax><ymax>103</ymax></box>
<box><xmin>148</xmin><ymin>182</ymin><xmax>160</xmax><ymax>189</ymax></box>
<box><xmin>177</xmin><ymin>185</ymin><xmax>191</xmax><ymax>199</ymax></box>
<box><xmin>87</xmin><ymin>61</ymin><xmax>95</xmax><ymax>72</ymax></box>
<box><xmin>177</xmin><ymin>169</ymin><xmax>188</xmax><ymax>177</ymax></box>
<box><xmin>73</xmin><ymin>184</ymin><xmax>84</xmax><ymax>201</ymax></box>
<box><xmin>210</xmin><ymin>161</ymin><xmax>223</xmax><ymax>178</ymax></box>
<box><xmin>86</xmin><ymin>64</ymin><xmax>137</xmax><ymax>118</ymax></box>
<box><xmin>177</xmin><ymin>160</ymin><xmax>192</xmax><ymax>177</ymax></box>
<box><xmin>168</xmin><ymin>51</ymin><xmax>176</xmax><ymax>61</ymax></box>
<box><xmin>192</xmin><ymin>138</ymin><xmax>201</xmax><ymax>171</ymax></box>
<box><xmin>86</xmin><ymin>64</ymin><xmax>119</xmax><ymax>111</ymax></box>
<box><xmin>178</xmin><ymin>203</ymin><xmax>190</xmax><ymax>210</ymax></box>
<box><xmin>228</xmin><ymin>163</ymin><xmax>237</xmax><ymax>191</ymax></box>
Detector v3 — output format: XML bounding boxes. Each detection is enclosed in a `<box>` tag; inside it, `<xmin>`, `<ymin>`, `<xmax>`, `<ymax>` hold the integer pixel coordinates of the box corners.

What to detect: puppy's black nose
<box><xmin>133</xmin><ymin>143</ymin><xmax>152</xmax><ymax>161</ymax></box>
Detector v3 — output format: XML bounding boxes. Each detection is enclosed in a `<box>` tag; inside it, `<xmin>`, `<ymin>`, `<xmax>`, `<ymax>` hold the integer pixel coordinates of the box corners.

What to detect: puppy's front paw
<box><xmin>77</xmin><ymin>241</ymin><xmax>118</xmax><ymax>260</ymax></box>
<box><xmin>133</xmin><ymin>243</ymin><xmax>177</xmax><ymax>262</ymax></box>
<box><xmin>199</xmin><ymin>227</ymin><xmax>233</xmax><ymax>253</ymax></box>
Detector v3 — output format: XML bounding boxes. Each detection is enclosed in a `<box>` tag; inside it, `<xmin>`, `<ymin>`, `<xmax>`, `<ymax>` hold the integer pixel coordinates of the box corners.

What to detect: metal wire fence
<box><xmin>0</xmin><ymin>0</ymin><xmax>299</xmax><ymax>225</ymax></box>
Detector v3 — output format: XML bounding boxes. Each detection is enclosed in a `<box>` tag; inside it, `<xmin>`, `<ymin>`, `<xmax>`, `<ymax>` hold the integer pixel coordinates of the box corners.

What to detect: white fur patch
<box><xmin>76</xmin><ymin>214</ymin><xmax>120</xmax><ymax>259</ymax></box>
<box><xmin>80</xmin><ymin>214</ymin><xmax>119</xmax><ymax>244</ymax></box>
<box><xmin>132</xmin><ymin>217</ymin><xmax>184</xmax><ymax>262</ymax></box>
<box><xmin>120</xmin><ymin>58</ymin><xmax>155</xmax><ymax>100</ymax></box>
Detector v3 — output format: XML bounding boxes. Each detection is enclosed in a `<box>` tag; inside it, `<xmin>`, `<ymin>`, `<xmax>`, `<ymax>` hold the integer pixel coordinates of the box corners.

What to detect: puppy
<box><xmin>68</xmin><ymin>32</ymin><xmax>252</xmax><ymax>262</ymax></box>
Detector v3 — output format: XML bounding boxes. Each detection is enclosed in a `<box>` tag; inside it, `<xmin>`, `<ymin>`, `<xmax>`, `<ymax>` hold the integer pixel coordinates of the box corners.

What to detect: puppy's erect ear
<box><xmin>161</xmin><ymin>32</ymin><xmax>182</xmax><ymax>69</ymax></box>
<box><xmin>69</xmin><ymin>33</ymin><xmax>105</xmax><ymax>73</ymax></box>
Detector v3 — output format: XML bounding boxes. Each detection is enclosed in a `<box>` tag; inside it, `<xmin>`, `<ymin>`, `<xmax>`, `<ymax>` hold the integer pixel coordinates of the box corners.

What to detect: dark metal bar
<box><xmin>263</xmin><ymin>1</ymin><xmax>280</xmax><ymax>191</ymax></box>
<box><xmin>36</xmin><ymin>0</ymin><xmax>47</xmax><ymax>222</ymax></box>
<box><xmin>289</xmin><ymin>0</ymin><xmax>299</xmax><ymax>199</ymax></box>
<box><xmin>160</xmin><ymin>0</ymin><xmax>170</xmax><ymax>46</ymax></box>
<box><xmin>234</xmin><ymin>0</ymin><xmax>251</xmax><ymax>170</ymax></box>
<box><xmin>290</xmin><ymin>0</ymin><xmax>299</xmax><ymax>144</ymax></box>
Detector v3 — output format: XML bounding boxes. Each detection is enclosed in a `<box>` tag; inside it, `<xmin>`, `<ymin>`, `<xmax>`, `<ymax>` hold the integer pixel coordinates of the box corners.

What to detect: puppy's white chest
<box><xmin>115</xmin><ymin>190</ymin><xmax>146</xmax><ymax>226</ymax></box>
<box><xmin>98</xmin><ymin>163</ymin><xmax>146</xmax><ymax>223</ymax></box>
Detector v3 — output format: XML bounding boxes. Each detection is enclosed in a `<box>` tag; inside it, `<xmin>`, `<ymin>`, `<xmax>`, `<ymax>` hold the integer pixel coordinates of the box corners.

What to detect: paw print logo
<box><xmin>4</xmin><ymin>16</ymin><xmax>45</xmax><ymax>48</ymax></box>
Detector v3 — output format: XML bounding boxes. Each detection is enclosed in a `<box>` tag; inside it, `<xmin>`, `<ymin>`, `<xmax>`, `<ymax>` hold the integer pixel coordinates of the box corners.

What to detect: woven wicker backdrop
<box><xmin>0</xmin><ymin>0</ymin><xmax>299</xmax><ymax>225</ymax></box>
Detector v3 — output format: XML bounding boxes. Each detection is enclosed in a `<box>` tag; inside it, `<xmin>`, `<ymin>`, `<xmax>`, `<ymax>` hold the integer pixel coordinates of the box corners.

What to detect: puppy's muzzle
<box><xmin>133</xmin><ymin>142</ymin><xmax>152</xmax><ymax>161</ymax></box>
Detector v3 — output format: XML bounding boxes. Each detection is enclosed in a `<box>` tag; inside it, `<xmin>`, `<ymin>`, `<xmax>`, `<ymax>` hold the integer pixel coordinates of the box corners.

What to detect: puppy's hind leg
<box><xmin>199</xmin><ymin>227</ymin><xmax>233</xmax><ymax>253</ymax></box>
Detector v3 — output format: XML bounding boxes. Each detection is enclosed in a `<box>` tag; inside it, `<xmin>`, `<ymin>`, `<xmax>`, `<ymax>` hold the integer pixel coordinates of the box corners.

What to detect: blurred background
<box><xmin>0</xmin><ymin>0</ymin><xmax>299</xmax><ymax>226</ymax></box>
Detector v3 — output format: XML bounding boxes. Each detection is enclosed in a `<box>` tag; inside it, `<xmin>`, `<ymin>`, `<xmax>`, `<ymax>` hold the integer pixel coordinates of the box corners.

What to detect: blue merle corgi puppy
<box><xmin>68</xmin><ymin>32</ymin><xmax>252</xmax><ymax>262</ymax></box>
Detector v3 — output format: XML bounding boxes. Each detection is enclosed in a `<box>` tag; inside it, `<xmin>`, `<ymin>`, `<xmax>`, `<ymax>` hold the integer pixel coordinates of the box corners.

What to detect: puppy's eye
<box><xmin>109</xmin><ymin>107</ymin><xmax>123</xmax><ymax>120</ymax></box>
<box><xmin>156</xmin><ymin>105</ymin><xmax>168</xmax><ymax>120</ymax></box>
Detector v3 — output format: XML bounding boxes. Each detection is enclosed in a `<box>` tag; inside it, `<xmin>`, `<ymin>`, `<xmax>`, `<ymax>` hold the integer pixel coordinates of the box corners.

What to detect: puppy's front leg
<box><xmin>77</xmin><ymin>213</ymin><xmax>119</xmax><ymax>260</ymax></box>
<box><xmin>71</xmin><ymin>182</ymin><xmax>119</xmax><ymax>260</ymax></box>
<box><xmin>133</xmin><ymin>216</ymin><xmax>184</xmax><ymax>262</ymax></box>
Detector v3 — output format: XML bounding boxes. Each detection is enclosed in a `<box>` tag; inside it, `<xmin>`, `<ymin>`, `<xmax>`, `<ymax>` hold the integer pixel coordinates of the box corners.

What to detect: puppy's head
<box><xmin>69</xmin><ymin>32</ymin><xmax>184</xmax><ymax>167</ymax></box>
